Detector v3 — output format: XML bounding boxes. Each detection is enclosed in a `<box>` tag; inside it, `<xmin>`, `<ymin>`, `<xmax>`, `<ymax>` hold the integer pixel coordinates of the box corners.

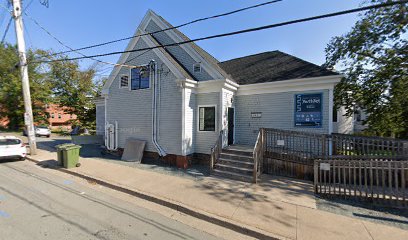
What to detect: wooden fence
<box><xmin>332</xmin><ymin>133</ymin><xmax>408</xmax><ymax>156</ymax></box>
<box><xmin>263</xmin><ymin>128</ymin><xmax>408</xmax><ymax>181</ymax></box>
<box><xmin>314</xmin><ymin>157</ymin><xmax>408</xmax><ymax>207</ymax></box>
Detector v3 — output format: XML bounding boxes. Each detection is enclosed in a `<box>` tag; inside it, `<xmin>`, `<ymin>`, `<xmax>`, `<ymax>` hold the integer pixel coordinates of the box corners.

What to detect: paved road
<box><xmin>0</xmin><ymin>160</ymin><xmax>220</xmax><ymax>240</ymax></box>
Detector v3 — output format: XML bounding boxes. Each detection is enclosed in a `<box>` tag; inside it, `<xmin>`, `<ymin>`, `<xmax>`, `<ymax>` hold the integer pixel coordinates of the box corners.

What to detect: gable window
<box><xmin>58</xmin><ymin>113</ymin><xmax>62</xmax><ymax>119</ymax></box>
<box><xmin>199</xmin><ymin>106</ymin><xmax>216</xmax><ymax>131</ymax></box>
<box><xmin>120</xmin><ymin>75</ymin><xmax>129</xmax><ymax>88</ymax></box>
<box><xmin>51</xmin><ymin>113</ymin><xmax>55</xmax><ymax>119</ymax></box>
<box><xmin>131</xmin><ymin>66</ymin><xmax>150</xmax><ymax>90</ymax></box>
<box><xmin>193</xmin><ymin>63</ymin><xmax>201</xmax><ymax>73</ymax></box>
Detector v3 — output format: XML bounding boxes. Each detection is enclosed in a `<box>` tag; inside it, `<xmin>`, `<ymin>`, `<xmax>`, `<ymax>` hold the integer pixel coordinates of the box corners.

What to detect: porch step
<box><xmin>219</xmin><ymin>152</ymin><xmax>253</xmax><ymax>162</ymax></box>
<box><xmin>215</xmin><ymin>163</ymin><xmax>253</xmax><ymax>175</ymax></box>
<box><xmin>212</xmin><ymin>169</ymin><xmax>253</xmax><ymax>183</ymax></box>
<box><xmin>211</xmin><ymin>145</ymin><xmax>256</xmax><ymax>183</ymax></box>
<box><xmin>218</xmin><ymin>158</ymin><xmax>254</xmax><ymax>169</ymax></box>
<box><xmin>221</xmin><ymin>149</ymin><xmax>253</xmax><ymax>157</ymax></box>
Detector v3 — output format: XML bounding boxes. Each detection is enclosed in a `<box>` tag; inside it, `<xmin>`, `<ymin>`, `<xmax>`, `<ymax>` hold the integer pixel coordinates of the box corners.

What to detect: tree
<box><xmin>0</xmin><ymin>43</ymin><xmax>52</xmax><ymax>129</ymax></box>
<box><xmin>45</xmin><ymin>55</ymin><xmax>98</xmax><ymax>130</ymax></box>
<box><xmin>325</xmin><ymin>0</ymin><xmax>408</xmax><ymax>138</ymax></box>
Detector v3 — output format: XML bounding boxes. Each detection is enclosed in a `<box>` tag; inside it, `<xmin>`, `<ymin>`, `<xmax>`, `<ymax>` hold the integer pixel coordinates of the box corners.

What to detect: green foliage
<box><xmin>0</xmin><ymin>43</ymin><xmax>51</xmax><ymax>129</ymax></box>
<box><xmin>44</xmin><ymin>54</ymin><xmax>99</xmax><ymax>130</ymax></box>
<box><xmin>325</xmin><ymin>0</ymin><xmax>408</xmax><ymax>138</ymax></box>
<box><xmin>0</xmin><ymin>44</ymin><xmax>101</xmax><ymax>131</ymax></box>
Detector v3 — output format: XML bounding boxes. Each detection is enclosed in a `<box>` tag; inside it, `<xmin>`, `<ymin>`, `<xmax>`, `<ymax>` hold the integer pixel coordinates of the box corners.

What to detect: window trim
<box><xmin>129</xmin><ymin>65</ymin><xmax>151</xmax><ymax>91</ymax></box>
<box><xmin>119</xmin><ymin>74</ymin><xmax>129</xmax><ymax>89</ymax></box>
<box><xmin>197</xmin><ymin>105</ymin><xmax>217</xmax><ymax>132</ymax></box>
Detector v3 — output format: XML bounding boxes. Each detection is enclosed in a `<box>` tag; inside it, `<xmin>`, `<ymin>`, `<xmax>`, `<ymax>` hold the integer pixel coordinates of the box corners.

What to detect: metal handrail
<box><xmin>210</xmin><ymin>130</ymin><xmax>223</xmax><ymax>171</ymax></box>
<box><xmin>253</xmin><ymin>128</ymin><xmax>264</xmax><ymax>183</ymax></box>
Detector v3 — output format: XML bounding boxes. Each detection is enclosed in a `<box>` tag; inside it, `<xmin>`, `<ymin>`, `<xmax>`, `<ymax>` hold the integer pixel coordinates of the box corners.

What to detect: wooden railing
<box><xmin>262</xmin><ymin>128</ymin><xmax>408</xmax><ymax>181</ymax></box>
<box><xmin>264</xmin><ymin>128</ymin><xmax>328</xmax><ymax>164</ymax></box>
<box><xmin>314</xmin><ymin>157</ymin><xmax>408</xmax><ymax>207</ymax></box>
<box><xmin>253</xmin><ymin>128</ymin><xmax>265</xmax><ymax>183</ymax></box>
<box><xmin>263</xmin><ymin>128</ymin><xmax>408</xmax><ymax>161</ymax></box>
<box><xmin>332</xmin><ymin>133</ymin><xmax>408</xmax><ymax>157</ymax></box>
<box><xmin>210</xmin><ymin>130</ymin><xmax>223</xmax><ymax>171</ymax></box>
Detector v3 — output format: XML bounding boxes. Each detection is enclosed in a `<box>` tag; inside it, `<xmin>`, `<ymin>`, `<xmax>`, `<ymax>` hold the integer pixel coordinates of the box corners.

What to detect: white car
<box><xmin>0</xmin><ymin>136</ymin><xmax>27</xmax><ymax>160</ymax></box>
<box><xmin>35</xmin><ymin>126</ymin><xmax>51</xmax><ymax>138</ymax></box>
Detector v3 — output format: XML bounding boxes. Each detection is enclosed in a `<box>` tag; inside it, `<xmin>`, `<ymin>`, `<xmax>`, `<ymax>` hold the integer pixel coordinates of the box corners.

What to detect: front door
<box><xmin>227</xmin><ymin>108</ymin><xmax>234</xmax><ymax>145</ymax></box>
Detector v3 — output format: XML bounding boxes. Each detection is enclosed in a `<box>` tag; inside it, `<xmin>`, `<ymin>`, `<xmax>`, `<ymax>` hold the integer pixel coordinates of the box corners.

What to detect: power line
<box><xmin>123</xmin><ymin>49</ymin><xmax>152</xmax><ymax>64</ymax></box>
<box><xmin>31</xmin><ymin>0</ymin><xmax>408</xmax><ymax>65</ymax></box>
<box><xmin>0</xmin><ymin>1</ymin><xmax>11</xmax><ymax>14</ymax></box>
<box><xmin>45</xmin><ymin>0</ymin><xmax>283</xmax><ymax>57</ymax></box>
<box><xmin>1</xmin><ymin>16</ymin><xmax>12</xmax><ymax>43</ymax></box>
<box><xmin>24</xmin><ymin>0</ymin><xmax>35</xmax><ymax>13</ymax></box>
<box><xmin>23</xmin><ymin>10</ymin><xmax>140</xmax><ymax>68</ymax></box>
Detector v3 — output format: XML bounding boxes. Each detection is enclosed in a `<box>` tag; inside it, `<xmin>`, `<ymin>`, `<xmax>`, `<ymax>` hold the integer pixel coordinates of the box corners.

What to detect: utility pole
<box><xmin>12</xmin><ymin>0</ymin><xmax>37</xmax><ymax>154</ymax></box>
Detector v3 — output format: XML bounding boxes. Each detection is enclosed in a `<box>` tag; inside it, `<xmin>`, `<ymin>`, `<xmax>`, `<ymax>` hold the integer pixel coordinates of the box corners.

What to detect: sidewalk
<box><xmin>28</xmin><ymin>148</ymin><xmax>408</xmax><ymax>240</ymax></box>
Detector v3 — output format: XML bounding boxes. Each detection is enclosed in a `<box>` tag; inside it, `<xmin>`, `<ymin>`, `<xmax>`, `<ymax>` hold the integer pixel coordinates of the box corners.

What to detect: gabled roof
<box><xmin>154</xmin><ymin>12</ymin><xmax>231</xmax><ymax>80</ymax></box>
<box><xmin>104</xmin><ymin>10</ymin><xmax>340</xmax><ymax>92</ymax></box>
<box><xmin>218</xmin><ymin>51</ymin><xmax>339</xmax><ymax>85</ymax></box>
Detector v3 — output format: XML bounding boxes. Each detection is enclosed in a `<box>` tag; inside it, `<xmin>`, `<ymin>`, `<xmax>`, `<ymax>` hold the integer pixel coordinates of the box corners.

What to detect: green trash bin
<box><xmin>55</xmin><ymin>144</ymin><xmax>75</xmax><ymax>166</ymax></box>
<box><xmin>62</xmin><ymin>145</ymin><xmax>82</xmax><ymax>169</ymax></box>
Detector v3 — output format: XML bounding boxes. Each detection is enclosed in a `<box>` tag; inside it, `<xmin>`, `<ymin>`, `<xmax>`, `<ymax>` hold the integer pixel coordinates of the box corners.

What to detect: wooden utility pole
<box><xmin>12</xmin><ymin>0</ymin><xmax>37</xmax><ymax>154</ymax></box>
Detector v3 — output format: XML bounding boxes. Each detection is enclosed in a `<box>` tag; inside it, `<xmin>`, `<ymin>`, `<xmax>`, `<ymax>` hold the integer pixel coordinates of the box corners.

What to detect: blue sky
<box><xmin>0</xmin><ymin>0</ymin><xmax>362</xmax><ymax>74</ymax></box>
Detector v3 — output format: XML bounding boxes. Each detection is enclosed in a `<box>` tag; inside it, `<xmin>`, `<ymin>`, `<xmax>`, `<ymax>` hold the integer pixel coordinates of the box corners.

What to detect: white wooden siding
<box><xmin>183</xmin><ymin>88</ymin><xmax>196</xmax><ymax>155</ymax></box>
<box><xmin>235</xmin><ymin>90</ymin><xmax>330</xmax><ymax>146</ymax></box>
<box><xmin>145</xmin><ymin>20</ymin><xmax>214</xmax><ymax>81</ymax></box>
<box><xmin>194</xmin><ymin>92</ymin><xmax>220</xmax><ymax>154</ymax></box>
<box><xmin>106</xmin><ymin>38</ymin><xmax>182</xmax><ymax>155</ymax></box>
<box><xmin>96</xmin><ymin>105</ymin><xmax>105</xmax><ymax>136</ymax></box>
<box><xmin>221</xmin><ymin>89</ymin><xmax>235</xmax><ymax>147</ymax></box>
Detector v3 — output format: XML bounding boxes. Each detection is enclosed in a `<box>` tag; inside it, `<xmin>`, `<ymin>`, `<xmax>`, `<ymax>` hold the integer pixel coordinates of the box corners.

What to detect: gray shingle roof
<box><xmin>155</xmin><ymin>13</ymin><xmax>231</xmax><ymax>79</ymax></box>
<box><xmin>218</xmin><ymin>51</ymin><xmax>339</xmax><ymax>85</ymax></box>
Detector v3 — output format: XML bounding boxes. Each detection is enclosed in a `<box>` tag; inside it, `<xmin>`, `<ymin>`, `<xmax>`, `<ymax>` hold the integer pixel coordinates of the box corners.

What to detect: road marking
<box><xmin>63</xmin><ymin>180</ymin><xmax>73</xmax><ymax>185</ymax></box>
<box><xmin>0</xmin><ymin>210</ymin><xmax>10</xmax><ymax>218</ymax></box>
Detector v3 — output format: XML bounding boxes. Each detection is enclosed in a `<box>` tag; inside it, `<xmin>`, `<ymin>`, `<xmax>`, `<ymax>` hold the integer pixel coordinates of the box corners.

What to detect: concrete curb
<box><xmin>26</xmin><ymin>157</ymin><xmax>282</xmax><ymax>240</ymax></box>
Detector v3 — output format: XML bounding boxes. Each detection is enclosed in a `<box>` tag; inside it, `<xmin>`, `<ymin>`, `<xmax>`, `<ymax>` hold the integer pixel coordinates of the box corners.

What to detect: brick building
<box><xmin>46</xmin><ymin>104</ymin><xmax>77</xmax><ymax>131</ymax></box>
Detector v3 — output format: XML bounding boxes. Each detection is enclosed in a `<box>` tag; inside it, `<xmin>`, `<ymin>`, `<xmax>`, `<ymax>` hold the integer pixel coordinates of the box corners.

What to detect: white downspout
<box><xmin>150</xmin><ymin>60</ymin><xmax>167</xmax><ymax>157</ymax></box>
<box><xmin>104</xmin><ymin>96</ymin><xmax>108</xmax><ymax>147</ymax></box>
<box><xmin>115</xmin><ymin>121</ymin><xmax>118</xmax><ymax>150</ymax></box>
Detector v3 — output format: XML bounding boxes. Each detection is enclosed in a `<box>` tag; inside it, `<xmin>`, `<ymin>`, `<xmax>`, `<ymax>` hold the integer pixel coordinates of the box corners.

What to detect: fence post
<box><xmin>314</xmin><ymin>160</ymin><xmax>319</xmax><ymax>193</ymax></box>
<box><xmin>403</xmin><ymin>142</ymin><xmax>408</xmax><ymax>155</ymax></box>
<box><xmin>322</xmin><ymin>135</ymin><xmax>327</xmax><ymax>157</ymax></box>
<box><xmin>210</xmin><ymin>148</ymin><xmax>214</xmax><ymax>171</ymax></box>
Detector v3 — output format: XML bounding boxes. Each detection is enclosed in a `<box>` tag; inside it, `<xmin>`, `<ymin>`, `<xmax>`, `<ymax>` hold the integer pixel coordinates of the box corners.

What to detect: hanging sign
<box><xmin>294</xmin><ymin>93</ymin><xmax>322</xmax><ymax>127</ymax></box>
<box><xmin>24</xmin><ymin>112</ymin><xmax>31</xmax><ymax>125</ymax></box>
<box><xmin>320</xmin><ymin>163</ymin><xmax>331</xmax><ymax>171</ymax></box>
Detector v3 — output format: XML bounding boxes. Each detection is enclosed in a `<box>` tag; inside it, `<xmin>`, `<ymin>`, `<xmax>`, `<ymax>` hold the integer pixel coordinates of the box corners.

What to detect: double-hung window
<box><xmin>199</xmin><ymin>106</ymin><xmax>216</xmax><ymax>131</ymax></box>
<box><xmin>131</xmin><ymin>66</ymin><xmax>150</xmax><ymax>90</ymax></box>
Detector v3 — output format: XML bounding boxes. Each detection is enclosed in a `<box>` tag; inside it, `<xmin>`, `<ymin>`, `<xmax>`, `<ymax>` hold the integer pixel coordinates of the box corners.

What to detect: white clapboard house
<box><xmin>96</xmin><ymin>10</ymin><xmax>343</xmax><ymax>175</ymax></box>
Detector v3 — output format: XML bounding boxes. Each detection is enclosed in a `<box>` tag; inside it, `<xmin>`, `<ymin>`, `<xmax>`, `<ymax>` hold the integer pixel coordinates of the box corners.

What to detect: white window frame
<box><xmin>193</xmin><ymin>63</ymin><xmax>201</xmax><ymax>73</ymax></box>
<box><xmin>119</xmin><ymin>74</ymin><xmax>129</xmax><ymax>89</ymax></box>
<box><xmin>197</xmin><ymin>105</ymin><xmax>217</xmax><ymax>132</ymax></box>
<box><xmin>129</xmin><ymin>65</ymin><xmax>151</xmax><ymax>91</ymax></box>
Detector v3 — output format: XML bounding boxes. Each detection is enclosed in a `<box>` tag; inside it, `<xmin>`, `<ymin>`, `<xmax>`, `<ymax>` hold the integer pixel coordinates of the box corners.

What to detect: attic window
<box><xmin>120</xmin><ymin>75</ymin><xmax>129</xmax><ymax>88</ymax></box>
<box><xmin>193</xmin><ymin>63</ymin><xmax>201</xmax><ymax>73</ymax></box>
<box><xmin>131</xmin><ymin>66</ymin><xmax>150</xmax><ymax>90</ymax></box>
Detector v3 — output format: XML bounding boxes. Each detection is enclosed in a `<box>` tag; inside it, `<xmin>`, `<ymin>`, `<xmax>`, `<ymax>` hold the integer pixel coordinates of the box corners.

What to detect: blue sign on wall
<box><xmin>295</xmin><ymin>93</ymin><xmax>322</xmax><ymax>127</ymax></box>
